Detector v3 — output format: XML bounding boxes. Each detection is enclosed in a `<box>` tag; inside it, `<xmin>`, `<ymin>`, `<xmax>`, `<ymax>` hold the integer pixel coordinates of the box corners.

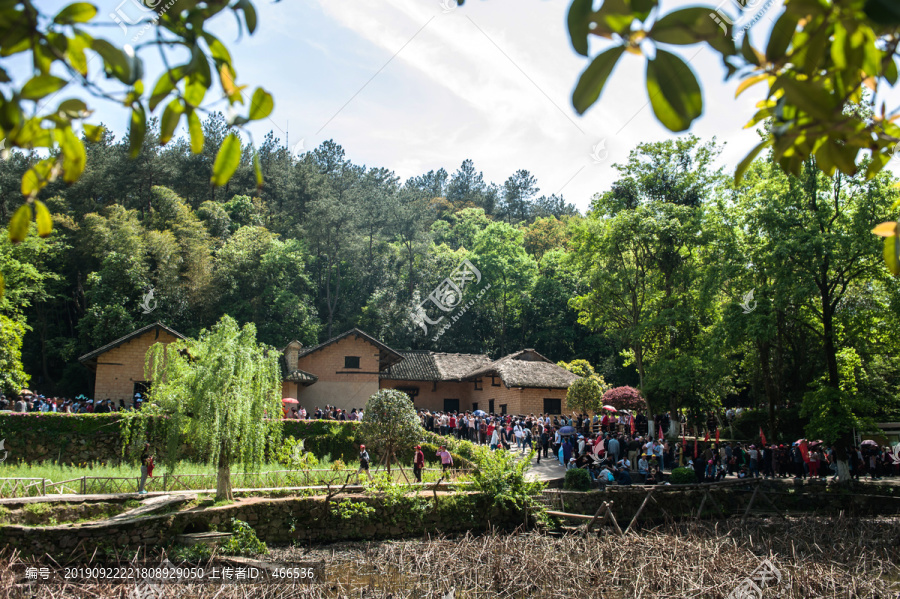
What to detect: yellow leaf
<box><xmin>220</xmin><ymin>63</ymin><xmax>236</xmax><ymax>96</ymax></box>
<box><xmin>871</xmin><ymin>221</ymin><xmax>899</xmax><ymax>237</ymax></box>
<box><xmin>886</xmin><ymin>236</ymin><xmax>900</xmax><ymax>276</ymax></box>
<box><xmin>9</xmin><ymin>204</ymin><xmax>32</xmax><ymax>243</ymax></box>
<box><xmin>34</xmin><ymin>200</ymin><xmax>52</xmax><ymax>237</ymax></box>
<box><xmin>735</xmin><ymin>73</ymin><xmax>768</xmax><ymax>98</ymax></box>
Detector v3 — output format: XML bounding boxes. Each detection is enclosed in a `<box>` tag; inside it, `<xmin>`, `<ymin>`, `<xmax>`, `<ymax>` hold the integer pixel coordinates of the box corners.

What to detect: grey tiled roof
<box><xmin>381</xmin><ymin>351</ymin><xmax>492</xmax><ymax>382</ymax></box>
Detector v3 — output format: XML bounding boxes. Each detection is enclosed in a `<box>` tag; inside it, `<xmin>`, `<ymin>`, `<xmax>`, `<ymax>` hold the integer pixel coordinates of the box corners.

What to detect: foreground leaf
<box><xmin>572</xmin><ymin>46</ymin><xmax>626</xmax><ymax>115</ymax></box>
<box><xmin>211</xmin><ymin>134</ymin><xmax>242</xmax><ymax>186</ymax></box>
<box><xmin>646</xmin><ymin>49</ymin><xmax>702</xmax><ymax>132</ymax></box>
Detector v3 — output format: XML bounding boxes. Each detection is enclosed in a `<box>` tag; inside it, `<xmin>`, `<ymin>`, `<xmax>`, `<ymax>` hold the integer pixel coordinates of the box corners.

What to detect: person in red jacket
<box><xmin>413</xmin><ymin>445</ymin><xmax>425</xmax><ymax>483</ymax></box>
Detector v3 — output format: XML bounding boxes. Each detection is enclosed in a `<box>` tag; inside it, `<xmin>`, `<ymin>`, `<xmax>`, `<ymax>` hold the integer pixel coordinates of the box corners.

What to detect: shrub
<box><xmin>330</xmin><ymin>498</ymin><xmax>376</xmax><ymax>521</ymax></box>
<box><xmin>220</xmin><ymin>519</ymin><xmax>267</xmax><ymax>556</ymax></box>
<box><xmin>469</xmin><ymin>446</ymin><xmax>544</xmax><ymax>512</ymax></box>
<box><xmin>669</xmin><ymin>467</ymin><xmax>697</xmax><ymax>485</ymax></box>
<box><xmin>171</xmin><ymin>542</ymin><xmax>212</xmax><ymax>561</ymax></box>
<box><xmin>273</xmin><ymin>436</ymin><xmax>319</xmax><ymax>469</ymax></box>
<box><xmin>601</xmin><ymin>386</ymin><xmax>645</xmax><ymax>412</ymax></box>
<box><xmin>563</xmin><ymin>467</ymin><xmax>592</xmax><ymax>491</ymax></box>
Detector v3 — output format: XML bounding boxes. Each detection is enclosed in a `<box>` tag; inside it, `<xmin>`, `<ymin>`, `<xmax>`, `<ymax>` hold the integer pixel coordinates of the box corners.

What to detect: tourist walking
<box><xmin>413</xmin><ymin>445</ymin><xmax>425</xmax><ymax>483</ymax></box>
<box><xmin>138</xmin><ymin>442</ymin><xmax>152</xmax><ymax>494</ymax></box>
<box><xmin>437</xmin><ymin>445</ymin><xmax>454</xmax><ymax>471</ymax></box>
<box><xmin>358</xmin><ymin>444</ymin><xmax>371</xmax><ymax>479</ymax></box>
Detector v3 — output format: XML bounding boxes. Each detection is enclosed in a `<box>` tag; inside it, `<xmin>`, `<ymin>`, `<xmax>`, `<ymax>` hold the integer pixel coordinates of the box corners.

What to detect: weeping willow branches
<box><xmin>136</xmin><ymin>315</ymin><xmax>282</xmax><ymax>500</ymax></box>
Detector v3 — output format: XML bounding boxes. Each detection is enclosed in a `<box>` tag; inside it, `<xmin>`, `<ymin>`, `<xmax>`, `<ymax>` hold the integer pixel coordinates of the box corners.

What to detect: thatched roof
<box><xmin>464</xmin><ymin>349</ymin><xmax>580</xmax><ymax>389</ymax></box>
<box><xmin>381</xmin><ymin>351</ymin><xmax>492</xmax><ymax>382</ymax></box>
<box><xmin>78</xmin><ymin>322</ymin><xmax>185</xmax><ymax>366</ymax></box>
<box><xmin>298</xmin><ymin>328</ymin><xmax>403</xmax><ymax>370</ymax></box>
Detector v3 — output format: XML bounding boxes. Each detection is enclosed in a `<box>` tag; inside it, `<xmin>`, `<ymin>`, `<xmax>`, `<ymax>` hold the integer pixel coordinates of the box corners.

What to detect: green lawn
<box><xmin>0</xmin><ymin>460</ymin><xmax>468</xmax><ymax>497</ymax></box>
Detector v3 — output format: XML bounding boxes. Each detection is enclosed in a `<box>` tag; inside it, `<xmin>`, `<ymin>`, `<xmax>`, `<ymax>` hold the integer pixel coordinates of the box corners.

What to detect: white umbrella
<box><xmin>602</xmin><ymin>405</ymin><xmax>617</xmax><ymax>412</ymax></box>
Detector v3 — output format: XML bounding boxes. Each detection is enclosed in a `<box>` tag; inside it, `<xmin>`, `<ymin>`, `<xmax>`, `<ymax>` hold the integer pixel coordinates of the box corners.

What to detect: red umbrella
<box><xmin>282</xmin><ymin>398</ymin><xmax>299</xmax><ymax>404</ymax></box>
<box><xmin>601</xmin><ymin>405</ymin><xmax>617</xmax><ymax>412</ymax></box>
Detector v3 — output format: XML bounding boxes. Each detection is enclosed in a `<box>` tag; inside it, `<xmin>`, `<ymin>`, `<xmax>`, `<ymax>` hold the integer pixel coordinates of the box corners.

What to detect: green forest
<box><xmin>2</xmin><ymin>115</ymin><xmax>899</xmax><ymax>427</ymax></box>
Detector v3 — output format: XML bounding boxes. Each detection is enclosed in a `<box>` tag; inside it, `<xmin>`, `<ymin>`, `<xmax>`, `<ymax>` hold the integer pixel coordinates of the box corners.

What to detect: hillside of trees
<box><xmin>2</xmin><ymin>115</ymin><xmax>899</xmax><ymax>424</ymax></box>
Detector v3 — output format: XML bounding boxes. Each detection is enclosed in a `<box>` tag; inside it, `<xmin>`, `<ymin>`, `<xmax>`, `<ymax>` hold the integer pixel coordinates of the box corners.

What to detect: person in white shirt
<box><xmin>513</xmin><ymin>422</ymin><xmax>524</xmax><ymax>451</ymax></box>
<box><xmin>490</xmin><ymin>427</ymin><xmax>500</xmax><ymax>450</ymax></box>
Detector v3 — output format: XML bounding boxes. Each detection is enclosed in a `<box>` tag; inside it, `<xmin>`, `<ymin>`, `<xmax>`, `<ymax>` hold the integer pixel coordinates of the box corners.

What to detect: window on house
<box><xmin>500</xmin><ymin>404</ymin><xmax>507</xmax><ymax>415</ymax></box>
<box><xmin>488</xmin><ymin>399</ymin><xmax>494</xmax><ymax>414</ymax></box>
<box><xmin>491</xmin><ymin>376</ymin><xmax>501</xmax><ymax>387</ymax></box>
<box><xmin>344</xmin><ymin>356</ymin><xmax>360</xmax><ymax>369</ymax></box>
<box><xmin>471</xmin><ymin>402</ymin><xmax>478</xmax><ymax>412</ymax></box>
<box><xmin>543</xmin><ymin>398</ymin><xmax>562</xmax><ymax>415</ymax></box>
<box><xmin>474</xmin><ymin>379</ymin><xmax>482</xmax><ymax>390</ymax></box>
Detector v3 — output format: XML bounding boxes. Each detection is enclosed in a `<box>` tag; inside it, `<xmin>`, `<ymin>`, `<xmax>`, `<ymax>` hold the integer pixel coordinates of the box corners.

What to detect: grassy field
<box><xmin>0</xmin><ymin>459</ymin><xmax>334</xmax><ymax>480</ymax></box>
<box><xmin>0</xmin><ymin>460</ymin><xmax>469</xmax><ymax>497</ymax></box>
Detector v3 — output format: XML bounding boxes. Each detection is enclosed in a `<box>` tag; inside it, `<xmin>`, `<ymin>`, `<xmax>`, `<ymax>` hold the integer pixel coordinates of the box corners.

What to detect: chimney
<box><xmin>284</xmin><ymin>341</ymin><xmax>302</xmax><ymax>369</ymax></box>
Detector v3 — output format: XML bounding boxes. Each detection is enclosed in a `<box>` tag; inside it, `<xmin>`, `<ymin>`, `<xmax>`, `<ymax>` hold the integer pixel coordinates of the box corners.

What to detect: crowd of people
<box><xmin>281</xmin><ymin>404</ymin><xmax>364</xmax><ymax>421</ymax></box>
<box><xmin>1</xmin><ymin>390</ymin><xmax>144</xmax><ymax>413</ymax></box>
<box><xmin>416</xmin><ymin>409</ymin><xmax>900</xmax><ymax>486</ymax></box>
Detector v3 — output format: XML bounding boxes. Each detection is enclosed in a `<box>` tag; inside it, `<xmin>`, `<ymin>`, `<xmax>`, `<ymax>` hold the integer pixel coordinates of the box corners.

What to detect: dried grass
<box><xmin>2</xmin><ymin>515</ymin><xmax>898</xmax><ymax>598</ymax></box>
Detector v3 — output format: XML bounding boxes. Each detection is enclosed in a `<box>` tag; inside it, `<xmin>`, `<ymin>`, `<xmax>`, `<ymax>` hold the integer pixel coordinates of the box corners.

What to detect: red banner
<box><xmin>759</xmin><ymin>427</ymin><xmax>767</xmax><ymax>446</ymax></box>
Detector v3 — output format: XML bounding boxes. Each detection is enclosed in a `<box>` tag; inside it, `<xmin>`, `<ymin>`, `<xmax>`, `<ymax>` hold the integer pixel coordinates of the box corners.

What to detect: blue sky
<box><xmin>31</xmin><ymin>0</ymin><xmax>900</xmax><ymax>211</ymax></box>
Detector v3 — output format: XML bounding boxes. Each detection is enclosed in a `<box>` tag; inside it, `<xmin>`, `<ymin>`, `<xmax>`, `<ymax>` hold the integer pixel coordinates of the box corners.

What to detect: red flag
<box><xmin>658</xmin><ymin>424</ymin><xmax>664</xmax><ymax>440</ymax></box>
<box><xmin>630</xmin><ymin>415</ymin><xmax>635</xmax><ymax>435</ymax></box>
<box><xmin>715</xmin><ymin>428</ymin><xmax>720</xmax><ymax>443</ymax></box>
<box><xmin>759</xmin><ymin>427</ymin><xmax>767</xmax><ymax>446</ymax></box>
<box><xmin>704</xmin><ymin>429</ymin><xmax>710</xmax><ymax>442</ymax></box>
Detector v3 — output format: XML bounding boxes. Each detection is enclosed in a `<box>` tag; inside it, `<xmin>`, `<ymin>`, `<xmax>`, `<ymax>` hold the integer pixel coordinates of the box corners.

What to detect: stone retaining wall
<box><xmin>0</xmin><ymin>492</ymin><xmax>529</xmax><ymax>557</ymax></box>
<box><xmin>543</xmin><ymin>482</ymin><xmax>900</xmax><ymax>521</ymax></box>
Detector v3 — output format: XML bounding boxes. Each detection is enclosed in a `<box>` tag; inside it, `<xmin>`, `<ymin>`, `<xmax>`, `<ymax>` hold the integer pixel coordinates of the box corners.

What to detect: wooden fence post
<box><xmin>81</xmin><ymin>476</ymin><xmax>86</xmax><ymax>495</ymax></box>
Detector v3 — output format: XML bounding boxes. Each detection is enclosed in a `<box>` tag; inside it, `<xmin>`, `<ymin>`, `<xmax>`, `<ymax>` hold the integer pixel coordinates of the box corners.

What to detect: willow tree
<box><xmin>360</xmin><ymin>389</ymin><xmax>423</xmax><ymax>472</ymax></box>
<box><xmin>143</xmin><ymin>315</ymin><xmax>282</xmax><ymax>500</ymax></box>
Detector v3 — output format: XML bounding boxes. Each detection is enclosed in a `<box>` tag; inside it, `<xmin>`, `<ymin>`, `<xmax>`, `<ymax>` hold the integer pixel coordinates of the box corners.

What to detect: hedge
<box><xmin>0</xmin><ymin>414</ymin><xmax>478</xmax><ymax>469</ymax></box>
<box><xmin>0</xmin><ymin>413</ymin><xmax>364</xmax><ymax>464</ymax></box>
